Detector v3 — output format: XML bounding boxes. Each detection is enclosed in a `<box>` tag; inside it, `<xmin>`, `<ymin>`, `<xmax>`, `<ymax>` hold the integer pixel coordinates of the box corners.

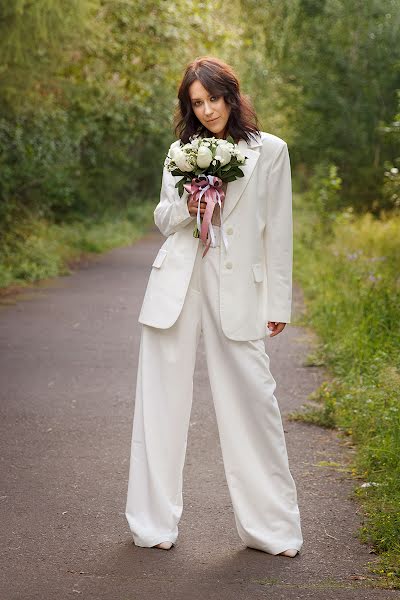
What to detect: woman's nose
<box><xmin>204</xmin><ymin>102</ymin><xmax>213</xmax><ymax>116</ymax></box>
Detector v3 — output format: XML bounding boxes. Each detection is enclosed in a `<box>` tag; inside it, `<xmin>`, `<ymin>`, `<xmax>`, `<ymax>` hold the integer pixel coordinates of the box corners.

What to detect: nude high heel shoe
<box><xmin>153</xmin><ymin>541</ymin><xmax>173</xmax><ymax>550</ymax></box>
<box><xmin>279</xmin><ymin>548</ymin><xmax>299</xmax><ymax>557</ymax></box>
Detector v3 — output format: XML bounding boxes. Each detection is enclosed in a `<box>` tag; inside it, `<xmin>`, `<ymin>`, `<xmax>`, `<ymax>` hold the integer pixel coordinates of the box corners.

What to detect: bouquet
<box><xmin>164</xmin><ymin>135</ymin><xmax>247</xmax><ymax>257</ymax></box>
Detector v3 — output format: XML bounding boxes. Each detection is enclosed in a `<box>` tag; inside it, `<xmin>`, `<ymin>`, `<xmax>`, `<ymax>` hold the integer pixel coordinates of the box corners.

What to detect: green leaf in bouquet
<box><xmin>174</xmin><ymin>176</ymin><xmax>186</xmax><ymax>197</ymax></box>
<box><xmin>223</xmin><ymin>174</ymin><xmax>238</xmax><ymax>182</ymax></box>
<box><xmin>228</xmin><ymin>168</ymin><xmax>240</xmax><ymax>177</ymax></box>
<box><xmin>174</xmin><ymin>176</ymin><xmax>183</xmax><ymax>188</ymax></box>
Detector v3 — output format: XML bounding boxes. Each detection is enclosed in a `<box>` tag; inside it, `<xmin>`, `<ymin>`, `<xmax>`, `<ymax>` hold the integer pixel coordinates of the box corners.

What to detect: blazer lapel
<box><xmin>222</xmin><ymin>134</ymin><xmax>262</xmax><ymax>221</ymax></box>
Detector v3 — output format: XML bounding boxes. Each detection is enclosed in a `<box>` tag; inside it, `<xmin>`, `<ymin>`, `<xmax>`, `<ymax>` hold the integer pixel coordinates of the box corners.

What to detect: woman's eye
<box><xmin>193</xmin><ymin>96</ymin><xmax>219</xmax><ymax>106</ymax></box>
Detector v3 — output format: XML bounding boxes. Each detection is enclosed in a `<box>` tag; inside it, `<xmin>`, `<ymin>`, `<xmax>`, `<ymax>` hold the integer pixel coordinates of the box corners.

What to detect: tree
<box><xmin>240</xmin><ymin>0</ymin><xmax>400</xmax><ymax>211</ymax></box>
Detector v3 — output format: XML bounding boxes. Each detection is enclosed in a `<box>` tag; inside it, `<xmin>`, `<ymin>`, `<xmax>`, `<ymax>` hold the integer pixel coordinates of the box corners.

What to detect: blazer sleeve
<box><xmin>263</xmin><ymin>142</ymin><xmax>293</xmax><ymax>324</ymax></box>
<box><xmin>153</xmin><ymin>151</ymin><xmax>195</xmax><ymax>237</ymax></box>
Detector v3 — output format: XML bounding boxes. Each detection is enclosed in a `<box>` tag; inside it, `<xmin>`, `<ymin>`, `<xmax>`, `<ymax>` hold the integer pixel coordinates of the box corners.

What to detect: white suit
<box><xmin>138</xmin><ymin>131</ymin><xmax>293</xmax><ymax>340</ymax></box>
<box><xmin>125</xmin><ymin>131</ymin><xmax>304</xmax><ymax>554</ymax></box>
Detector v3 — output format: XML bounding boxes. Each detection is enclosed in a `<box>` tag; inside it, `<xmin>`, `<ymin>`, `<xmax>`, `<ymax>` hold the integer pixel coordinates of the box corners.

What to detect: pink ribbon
<box><xmin>184</xmin><ymin>175</ymin><xmax>228</xmax><ymax>257</ymax></box>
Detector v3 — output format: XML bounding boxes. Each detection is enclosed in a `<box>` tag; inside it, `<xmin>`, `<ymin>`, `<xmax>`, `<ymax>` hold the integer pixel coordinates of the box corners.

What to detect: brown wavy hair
<box><xmin>173</xmin><ymin>56</ymin><xmax>261</xmax><ymax>145</ymax></box>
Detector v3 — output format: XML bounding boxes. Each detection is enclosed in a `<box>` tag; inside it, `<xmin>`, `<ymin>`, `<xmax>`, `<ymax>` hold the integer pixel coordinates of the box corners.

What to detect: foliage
<box><xmin>303</xmin><ymin>162</ymin><xmax>342</xmax><ymax>234</ymax></box>
<box><xmin>292</xmin><ymin>192</ymin><xmax>400</xmax><ymax>584</ymax></box>
<box><xmin>2</xmin><ymin>0</ymin><xmax>400</xmax><ymax>253</ymax></box>
<box><xmin>381</xmin><ymin>92</ymin><xmax>400</xmax><ymax>209</ymax></box>
<box><xmin>240</xmin><ymin>0</ymin><xmax>400</xmax><ymax>213</ymax></box>
<box><xmin>383</xmin><ymin>160</ymin><xmax>400</xmax><ymax>209</ymax></box>
<box><xmin>0</xmin><ymin>0</ymin><xmax>236</xmax><ymax>256</ymax></box>
<box><xmin>0</xmin><ymin>202</ymin><xmax>155</xmax><ymax>289</ymax></box>
<box><xmin>0</xmin><ymin>109</ymin><xmax>81</xmax><ymax>224</ymax></box>
<box><xmin>0</xmin><ymin>1</ymin><xmax>95</xmax><ymax>115</ymax></box>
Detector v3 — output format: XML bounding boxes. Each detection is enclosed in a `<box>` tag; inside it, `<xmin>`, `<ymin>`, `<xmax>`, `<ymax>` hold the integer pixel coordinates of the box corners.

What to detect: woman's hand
<box><xmin>267</xmin><ymin>321</ymin><xmax>286</xmax><ymax>337</ymax></box>
<box><xmin>187</xmin><ymin>195</ymin><xmax>206</xmax><ymax>217</ymax></box>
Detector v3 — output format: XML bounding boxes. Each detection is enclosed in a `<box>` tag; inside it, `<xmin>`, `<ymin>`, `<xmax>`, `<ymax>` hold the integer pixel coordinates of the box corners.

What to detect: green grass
<box><xmin>291</xmin><ymin>194</ymin><xmax>400</xmax><ymax>588</ymax></box>
<box><xmin>0</xmin><ymin>202</ymin><xmax>155</xmax><ymax>291</ymax></box>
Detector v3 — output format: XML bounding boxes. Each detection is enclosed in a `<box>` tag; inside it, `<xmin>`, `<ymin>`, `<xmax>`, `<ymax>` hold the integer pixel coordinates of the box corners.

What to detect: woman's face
<box><xmin>188</xmin><ymin>79</ymin><xmax>231</xmax><ymax>138</ymax></box>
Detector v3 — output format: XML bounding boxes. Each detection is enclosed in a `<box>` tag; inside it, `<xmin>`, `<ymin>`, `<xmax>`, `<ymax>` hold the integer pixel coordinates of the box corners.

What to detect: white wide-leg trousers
<box><xmin>125</xmin><ymin>226</ymin><xmax>303</xmax><ymax>554</ymax></box>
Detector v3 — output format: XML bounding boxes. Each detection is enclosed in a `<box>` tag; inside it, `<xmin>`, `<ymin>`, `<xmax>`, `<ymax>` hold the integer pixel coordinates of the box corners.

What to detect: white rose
<box><xmin>197</xmin><ymin>146</ymin><xmax>213</xmax><ymax>169</ymax></box>
<box><xmin>169</xmin><ymin>146</ymin><xmax>181</xmax><ymax>161</ymax></box>
<box><xmin>215</xmin><ymin>145</ymin><xmax>231</xmax><ymax>166</ymax></box>
<box><xmin>217</xmin><ymin>140</ymin><xmax>234</xmax><ymax>150</ymax></box>
<box><xmin>236</xmin><ymin>151</ymin><xmax>245</xmax><ymax>163</ymax></box>
<box><xmin>174</xmin><ymin>148</ymin><xmax>193</xmax><ymax>172</ymax></box>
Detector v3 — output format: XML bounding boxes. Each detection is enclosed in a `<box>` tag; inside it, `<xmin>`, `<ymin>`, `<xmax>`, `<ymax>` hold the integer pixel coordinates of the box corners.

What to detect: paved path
<box><xmin>0</xmin><ymin>228</ymin><xmax>397</xmax><ymax>599</ymax></box>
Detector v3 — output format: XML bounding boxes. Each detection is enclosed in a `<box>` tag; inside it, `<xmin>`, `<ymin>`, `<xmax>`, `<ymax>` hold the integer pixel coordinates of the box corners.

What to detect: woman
<box><xmin>125</xmin><ymin>56</ymin><xmax>303</xmax><ymax>557</ymax></box>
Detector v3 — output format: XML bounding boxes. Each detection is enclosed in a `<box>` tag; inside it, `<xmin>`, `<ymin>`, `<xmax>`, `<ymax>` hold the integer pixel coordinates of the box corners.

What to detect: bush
<box><xmin>293</xmin><ymin>193</ymin><xmax>400</xmax><ymax>584</ymax></box>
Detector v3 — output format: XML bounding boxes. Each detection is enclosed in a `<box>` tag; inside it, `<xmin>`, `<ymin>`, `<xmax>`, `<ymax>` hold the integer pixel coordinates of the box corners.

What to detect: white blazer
<box><xmin>138</xmin><ymin>130</ymin><xmax>293</xmax><ymax>341</ymax></box>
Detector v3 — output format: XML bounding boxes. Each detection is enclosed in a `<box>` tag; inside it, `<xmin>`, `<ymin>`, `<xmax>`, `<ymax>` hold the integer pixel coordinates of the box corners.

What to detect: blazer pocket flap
<box><xmin>152</xmin><ymin>249</ymin><xmax>168</xmax><ymax>268</ymax></box>
<box><xmin>252</xmin><ymin>262</ymin><xmax>264</xmax><ymax>283</ymax></box>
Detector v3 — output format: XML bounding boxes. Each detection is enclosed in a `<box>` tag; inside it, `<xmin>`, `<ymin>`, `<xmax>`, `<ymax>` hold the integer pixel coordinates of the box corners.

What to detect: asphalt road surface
<box><xmin>1</xmin><ymin>227</ymin><xmax>397</xmax><ymax>599</ymax></box>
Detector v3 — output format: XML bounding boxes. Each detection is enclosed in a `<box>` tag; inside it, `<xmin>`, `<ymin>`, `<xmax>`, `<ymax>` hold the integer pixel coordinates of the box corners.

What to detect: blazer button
<box><xmin>227</xmin><ymin>227</ymin><xmax>233</xmax><ymax>235</ymax></box>
<box><xmin>225</xmin><ymin>261</ymin><xmax>233</xmax><ymax>269</ymax></box>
